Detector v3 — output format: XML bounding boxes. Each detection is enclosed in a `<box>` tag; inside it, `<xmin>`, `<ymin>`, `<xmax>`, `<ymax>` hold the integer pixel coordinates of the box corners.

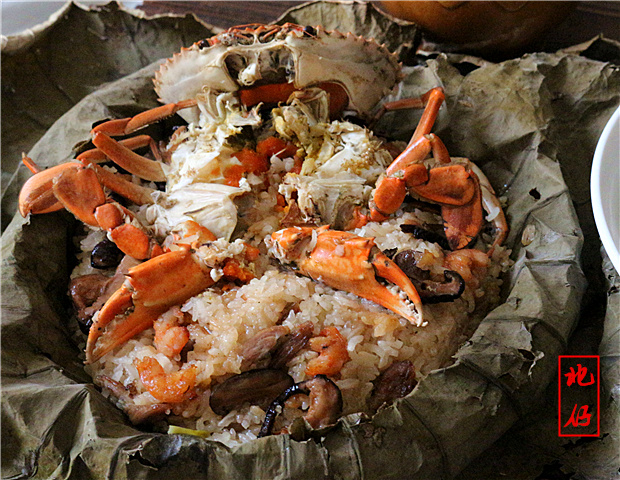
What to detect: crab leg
<box><xmin>22</xmin><ymin>154</ymin><xmax>42</xmax><ymax>174</ymax></box>
<box><xmin>125</xmin><ymin>99</ymin><xmax>198</xmax><ymax>133</ymax></box>
<box><xmin>441</xmin><ymin>175</ymin><xmax>484</xmax><ymax>250</ymax></box>
<box><xmin>21</xmin><ymin>159</ymin><xmax>158</xmax><ymax>259</ymax></box>
<box><xmin>88</xmin><ymin>163</ymin><xmax>155</xmax><ymax>206</ymax></box>
<box><xmin>92</xmin><ymin>132</ymin><xmax>166</xmax><ymax>182</ymax></box>
<box><xmin>52</xmin><ymin>165</ymin><xmax>107</xmax><ymax>226</ymax></box>
<box><xmin>372</xmin><ymin>134</ymin><xmax>475</xmax><ymax>219</ymax></box>
<box><xmin>77</xmin><ymin>135</ymin><xmax>162</xmax><ymax>163</ymax></box>
<box><xmin>94</xmin><ymin>202</ymin><xmax>162</xmax><ymax>260</ymax></box>
<box><xmin>468</xmin><ymin>164</ymin><xmax>508</xmax><ymax>252</ymax></box>
<box><xmin>238</xmin><ymin>81</ymin><xmax>348</xmax><ymax>117</ymax></box>
<box><xmin>373</xmin><ymin>87</ymin><xmax>445</xmax><ymax>144</ymax></box>
<box><xmin>91</xmin><ymin>99</ymin><xmax>198</xmax><ymax>136</ymax></box>
<box><xmin>410</xmin><ymin>87</ymin><xmax>445</xmax><ymax>144</ymax></box>
<box><xmin>409</xmin><ymin>164</ymin><xmax>477</xmax><ymax>207</ymax></box>
<box><xmin>366</xmin><ymin>86</ymin><xmax>507</xmax><ymax>251</ymax></box>
<box><xmin>54</xmin><ymin>166</ymin><xmax>155</xmax><ymax>252</ymax></box>
<box><xmin>86</xmin><ymin>249</ymin><xmax>215</xmax><ymax>363</ymax></box>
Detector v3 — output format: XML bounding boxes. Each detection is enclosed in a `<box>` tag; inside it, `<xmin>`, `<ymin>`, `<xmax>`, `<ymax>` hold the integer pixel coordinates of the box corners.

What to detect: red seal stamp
<box><xmin>558</xmin><ymin>355</ymin><xmax>600</xmax><ymax>437</ymax></box>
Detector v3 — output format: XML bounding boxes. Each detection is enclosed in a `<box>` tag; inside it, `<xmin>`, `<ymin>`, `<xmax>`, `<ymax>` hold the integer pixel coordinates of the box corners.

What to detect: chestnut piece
<box><xmin>91</xmin><ymin>238</ymin><xmax>123</xmax><ymax>269</ymax></box>
<box><xmin>368</xmin><ymin>360</ymin><xmax>417</xmax><ymax>412</ymax></box>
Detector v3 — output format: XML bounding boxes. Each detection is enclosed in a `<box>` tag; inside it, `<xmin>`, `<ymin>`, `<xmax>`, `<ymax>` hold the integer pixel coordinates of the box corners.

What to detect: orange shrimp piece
<box><xmin>305</xmin><ymin>327</ymin><xmax>350</xmax><ymax>377</ymax></box>
<box><xmin>135</xmin><ymin>356</ymin><xmax>197</xmax><ymax>403</ymax></box>
<box><xmin>153</xmin><ymin>307</ymin><xmax>190</xmax><ymax>358</ymax></box>
<box><xmin>444</xmin><ymin>249</ymin><xmax>490</xmax><ymax>290</ymax></box>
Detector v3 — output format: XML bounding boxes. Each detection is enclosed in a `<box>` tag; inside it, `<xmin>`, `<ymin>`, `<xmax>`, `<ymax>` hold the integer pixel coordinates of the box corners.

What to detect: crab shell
<box><xmin>154</xmin><ymin>24</ymin><xmax>402</xmax><ymax>123</ymax></box>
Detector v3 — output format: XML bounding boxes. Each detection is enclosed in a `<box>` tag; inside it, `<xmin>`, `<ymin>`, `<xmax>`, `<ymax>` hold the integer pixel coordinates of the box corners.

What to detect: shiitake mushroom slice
<box><xmin>209</xmin><ymin>369</ymin><xmax>294</xmax><ymax>416</ymax></box>
<box><xmin>259</xmin><ymin>375</ymin><xmax>342</xmax><ymax>437</ymax></box>
<box><xmin>393</xmin><ymin>249</ymin><xmax>465</xmax><ymax>304</ymax></box>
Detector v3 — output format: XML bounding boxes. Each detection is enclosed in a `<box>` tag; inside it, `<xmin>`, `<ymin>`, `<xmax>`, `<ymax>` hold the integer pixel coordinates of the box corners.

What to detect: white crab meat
<box><xmin>273</xmin><ymin>90</ymin><xmax>392</xmax><ymax>228</ymax></box>
<box><xmin>146</xmin><ymin>183</ymin><xmax>248</xmax><ymax>241</ymax></box>
<box><xmin>165</xmin><ymin>92</ymin><xmax>262</xmax><ymax>191</ymax></box>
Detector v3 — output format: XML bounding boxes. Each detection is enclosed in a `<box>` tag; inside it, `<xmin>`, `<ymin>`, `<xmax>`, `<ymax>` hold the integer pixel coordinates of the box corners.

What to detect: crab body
<box><xmin>154</xmin><ymin>24</ymin><xmax>402</xmax><ymax>123</ymax></box>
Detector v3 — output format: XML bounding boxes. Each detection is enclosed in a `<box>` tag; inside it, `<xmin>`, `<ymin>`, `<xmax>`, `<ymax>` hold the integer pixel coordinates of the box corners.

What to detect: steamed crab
<box><xmin>17</xmin><ymin>24</ymin><xmax>507</xmax><ymax>427</ymax></box>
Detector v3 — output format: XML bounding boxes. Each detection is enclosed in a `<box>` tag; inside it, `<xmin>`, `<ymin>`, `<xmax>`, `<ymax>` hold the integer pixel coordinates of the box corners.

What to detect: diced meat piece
<box><xmin>239</xmin><ymin>325</ymin><xmax>290</xmax><ymax>371</ymax></box>
<box><xmin>368</xmin><ymin>360</ymin><xmax>417</xmax><ymax>412</ymax></box>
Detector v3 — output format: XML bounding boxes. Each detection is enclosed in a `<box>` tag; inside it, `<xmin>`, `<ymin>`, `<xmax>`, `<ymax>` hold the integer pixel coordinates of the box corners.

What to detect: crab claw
<box><xmin>269</xmin><ymin>227</ymin><xmax>423</xmax><ymax>326</ymax></box>
<box><xmin>18</xmin><ymin>161</ymin><xmax>82</xmax><ymax>217</ymax></box>
<box><xmin>86</xmin><ymin>249</ymin><xmax>215</xmax><ymax>363</ymax></box>
<box><xmin>441</xmin><ymin>173</ymin><xmax>483</xmax><ymax>250</ymax></box>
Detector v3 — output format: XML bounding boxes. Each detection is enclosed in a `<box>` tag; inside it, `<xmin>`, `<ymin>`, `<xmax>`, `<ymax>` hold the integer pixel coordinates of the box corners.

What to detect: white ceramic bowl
<box><xmin>591</xmin><ymin>105</ymin><xmax>620</xmax><ymax>274</ymax></box>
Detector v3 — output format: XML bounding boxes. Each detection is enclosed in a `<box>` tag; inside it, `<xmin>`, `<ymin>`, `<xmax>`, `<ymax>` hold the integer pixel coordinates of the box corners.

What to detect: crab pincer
<box><xmin>18</xmin><ymin>156</ymin><xmax>158</xmax><ymax>260</ymax></box>
<box><xmin>269</xmin><ymin>226</ymin><xmax>423</xmax><ymax>326</ymax></box>
<box><xmin>86</xmin><ymin>249</ymin><xmax>215</xmax><ymax>364</ymax></box>
<box><xmin>368</xmin><ymin>87</ymin><xmax>508</xmax><ymax>251</ymax></box>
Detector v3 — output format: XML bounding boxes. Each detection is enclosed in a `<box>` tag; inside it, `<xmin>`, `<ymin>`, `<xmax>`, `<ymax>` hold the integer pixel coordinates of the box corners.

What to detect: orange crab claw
<box><xmin>86</xmin><ymin>249</ymin><xmax>215</xmax><ymax>363</ymax></box>
<box><xmin>52</xmin><ymin>165</ymin><xmax>107</xmax><ymax>227</ymax></box>
<box><xmin>18</xmin><ymin>158</ymin><xmax>159</xmax><ymax>258</ymax></box>
<box><xmin>270</xmin><ymin>227</ymin><xmax>423</xmax><ymax>326</ymax></box>
<box><xmin>18</xmin><ymin>161</ymin><xmax>77</xmax><ymax>217</ymax></box>
<box><xmin>368</xmin><ymin>86</ymin><xmax>507</xmax><ymax>252</ymax></box>
<box><xmin>373</xmin><ymin>132</ymin><xmax>475</xmax><ymax>218</ymax></box>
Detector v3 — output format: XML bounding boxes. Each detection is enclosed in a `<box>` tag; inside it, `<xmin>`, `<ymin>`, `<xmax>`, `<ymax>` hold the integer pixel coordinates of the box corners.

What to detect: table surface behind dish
<box><xmin>139</xmin><ymin>1</ymin><xmax>620</xmax><ymax>52</ymax></box>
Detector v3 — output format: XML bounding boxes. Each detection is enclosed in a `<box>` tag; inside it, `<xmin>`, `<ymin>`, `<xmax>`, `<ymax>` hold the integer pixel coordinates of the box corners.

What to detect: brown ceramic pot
<box><xmin>379</xmin><ymin>1</ymin><xmax>575</xmax><ymax>55</ymax></box>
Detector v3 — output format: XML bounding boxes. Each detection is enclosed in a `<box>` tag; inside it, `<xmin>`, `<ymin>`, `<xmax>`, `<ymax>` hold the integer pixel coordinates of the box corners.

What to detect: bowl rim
<box><xmin>591</xmin><ymin>105</ymin><xmax>620</xmax><ymax>274</ymax></box>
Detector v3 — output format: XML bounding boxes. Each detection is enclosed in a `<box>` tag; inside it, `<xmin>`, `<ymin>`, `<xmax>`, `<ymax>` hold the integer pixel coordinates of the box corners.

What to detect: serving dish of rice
<box><xmin>5</xmin><ymin>24</ymin><xmax>509</xmax><ymax>447</ymax></box>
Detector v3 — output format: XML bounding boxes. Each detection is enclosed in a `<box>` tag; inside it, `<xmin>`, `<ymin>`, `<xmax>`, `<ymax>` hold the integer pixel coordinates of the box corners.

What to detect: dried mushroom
<box><xmin>393</xmin><ymin>250</ymin><xmax>465</xmax><ymax>303</ymax></box>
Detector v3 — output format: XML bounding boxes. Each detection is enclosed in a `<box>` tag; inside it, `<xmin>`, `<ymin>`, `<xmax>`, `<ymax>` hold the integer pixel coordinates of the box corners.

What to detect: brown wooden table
<box><xmin>139</xmin><ymin>1</ymin><xmax>620</xmax><ymax>56</ymax></box>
